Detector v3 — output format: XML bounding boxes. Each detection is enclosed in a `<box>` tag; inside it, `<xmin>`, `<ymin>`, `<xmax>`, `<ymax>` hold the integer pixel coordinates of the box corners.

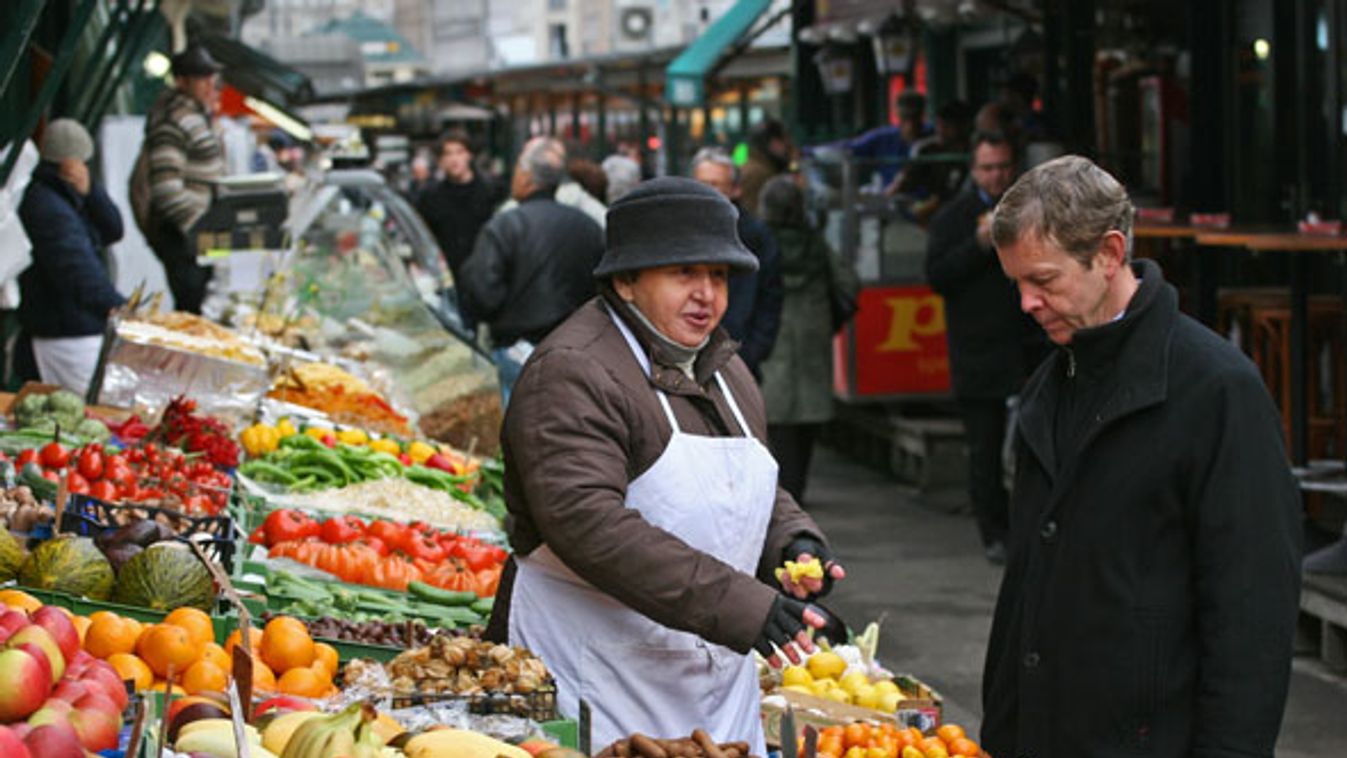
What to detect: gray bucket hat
<box><xmin>39</xmin><ymin>118</ymin><xmax>94</xmax><ymax>163</ymax></box>
<box><xmin>594</xmin><ymin>176</ymin><xmax>759</xmax><ymax>277</ymax></box>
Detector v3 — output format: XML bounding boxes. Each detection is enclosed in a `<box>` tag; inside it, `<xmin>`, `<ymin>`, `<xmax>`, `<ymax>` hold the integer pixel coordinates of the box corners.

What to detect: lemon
<box><xmin>853</xmin><ymin>684</ymin><xmax>882</xmax><ymax>710</ymax></box>
<box><xmin>873</xmin><ymin>679</ymin><xmax>902</xmax><ymax>696</ymax></box>
<box><xmin>901</xmin><ymin>747</ymin><xmax>925</xmax><ymax>758</ymax></box>
<box><xmin>782</xmin><ymin>684</ymin><xmax>814</xmax><ymax>695</ymax></box>
<box><xmin>806</xmin><ymin>651</ymin><xmax>846</xmax><ymax>680</ymax></box>
<box><xmin>825</xmin><ymin>688</ymin><xmax>852</xmax><ymax>704</ymax></box>
<box><xmin>809</xmin><ymin>678</ymin><xmax>836</xmax><ymax>696</ymax></box>
<box><xmin>879</xmin><ymin>691</ymin><xmax>904</xmax><ymax>711</ymax></box>
<box><xmin>782</xmin><ymin>665</ymin><xmax>814</xmax><ymax>688</ymax></box>
<box><xmin>839</xmin><ymin>671</ymin><xmax>871</xmax><ymax>694</ymax></box>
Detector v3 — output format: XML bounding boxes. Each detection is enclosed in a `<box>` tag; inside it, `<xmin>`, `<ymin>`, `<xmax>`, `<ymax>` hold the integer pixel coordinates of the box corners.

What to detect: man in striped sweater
<box><xmin>141</xmin><ymin>45</ymin><xmax>225</xmax><ymax>313</ymax></box>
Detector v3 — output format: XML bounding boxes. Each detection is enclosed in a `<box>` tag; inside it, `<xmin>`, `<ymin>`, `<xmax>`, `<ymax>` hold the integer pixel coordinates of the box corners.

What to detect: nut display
<box><xmin>382</xmin><ymin>635</ymin><xmax>548</xmax><ymax>695</ymax></box>
<box><xmin>597</xmin><ymin>731</ymin><xmax>760</xmax><ymax>758</ymax></box>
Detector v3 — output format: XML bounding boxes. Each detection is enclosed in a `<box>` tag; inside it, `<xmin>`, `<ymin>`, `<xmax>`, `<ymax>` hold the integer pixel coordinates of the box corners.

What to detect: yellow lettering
<box><xmin>877</xmin><ymin>295</ymin><xmax>946</xmax><ymax>352</ymax></box>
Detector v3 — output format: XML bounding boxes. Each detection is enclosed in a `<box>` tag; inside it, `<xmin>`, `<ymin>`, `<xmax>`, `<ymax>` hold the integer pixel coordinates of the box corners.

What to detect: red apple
<box><xmin>22</xmin><ymin>722</ymin><xmax>84</xmax><ymax>758</ymax></box>
<box><xmin>0</xmin><ymin>608</ymin><xmax>28</xmax><ymax>643</ymax></box>
<box><xmin>0</xmin><ymin>725</ymin><xmax>33</xmax><ymax>758</ymax></box>
<box><xmin>12</xmin><ymin>642</ymin><xmax>53</xmax><ymax>690</ymax></box>
<box><xmin>68</xmin><ymin>649</ymin><xmax>92</xmax><ymax>669</ymax></box>
<box><xmin>5</xmin><ymin>626</ymin><xmax>64</xmax><ymax>681</ymax></box>
<box><xmin>0</xmin><ymin>648</ymin><xmax>52</xmax><ymax>722</ymax></box>
<box><xmin>28</xmin><ymin>608</ymin><xmax>78</xmax><ymax>665</ymax></box>
<box><xmin>7</xmin><ymin>723</ymin><xmax>31</xmax><ymax>740</ymax></box>
<box><xmin>49</xmin><ymin>679</ymin><xmax>88</xmax><ymax>704</ymax></box>
<box><xmin>254</xmin><ymin>695</ymin><xmax>317</xmax><ymax>717</ymax></box>
<box><xmin>80</xmin><ymin>664</ymin><xmax>128</xmax><ymax>711</ymax></box>
<box><xmin>68</xmin><ymin>703</ymin><xmax>119</xmax><ymax>752</ymax></box>
<box><xmin>71</xmin><ymin>690</ymin><xmax>118</xmax><ymax>718</ymax></box>
<box><xmin>26</xmin><ymin>697</ymin><xmax>73</xmax><ymax>726</ymax></box>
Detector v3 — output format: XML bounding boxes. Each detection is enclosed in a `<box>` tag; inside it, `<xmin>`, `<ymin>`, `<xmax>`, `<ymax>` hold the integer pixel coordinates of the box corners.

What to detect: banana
<box><xmin>280</xmin><ymin>702</ymin><xmax>365</xmax><ymax>758</ymax></box>
<box><xmin>352</xmin><ymin>714</ymin><xmax>386</xmax><ymax>758</ymax></box>
<box><xmin>262</xmin><ymin>710</ymin><xmax>325</xmax><ymax>755</ymax></box>
<box><xmin>176</xmin><ymin>719</ymin><xmax>261</xmax><ymax>742</ymax></box>
<box><xmin>402</xmin><ymin>727</ymin><xmax>533</xmax><ymax>758</ymax></box>
<box><xmin>174</xmin><ymin>723</ymin><xmax>276</xmax><ymax>758</ymax></box>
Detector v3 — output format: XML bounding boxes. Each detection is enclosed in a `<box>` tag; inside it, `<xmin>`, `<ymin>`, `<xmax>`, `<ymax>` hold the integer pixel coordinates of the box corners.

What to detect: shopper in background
<box><xmin>416</xmin><ymin>130</ymin><xmax>502</xmax><ymax>285</ymax></box>
<box><xmin>981</xmin><ymin>155</ymin><xmax>1301</xmax><ymax>758</ymax></box>
<box><xmin>924</xmin><ymin>131</ymin><xmax>1031</xmax><ymax>565</ymax></box>
<box><xmin>739</xmin><ymin>118</ymin><xmax>792</xmax><ymax>217</ymax></box>
<box><xmin>890</xmin><ymin>99</ymin><xmax>976</xmax><ymax>226</ymax></box>
<box><xmin>134</xmin><ymin>44</ymin><xmax>225</xmax><ymax>314</ymax></box>
<box><xmin>755</xmin><ymin>175</ymin><xmax>850</xmax><ymax>504</ymax></box>
<box><xmin>487</xmin><ymin>177</ymin><xmax>844</xmax><ymax>755</ymax></box>
<box><xmin>457</xmin><ymin>136</ymin><xmax>604</xmax><ymax>403</ymax></box>
<box><xmin>600</xmin><ymin>154</ymin><xmax>641</xmax><ymax>205</ymax></box>
<box><xmin>846</xmin><ymin>90</ymin><xmax>930</xmax><ymax>186</ymax></box>
<box><xmin>690</xmin><ymin>147</ymin><xmax>783</xmax><ymax>378</ymax></box>
<box><xmin>18</xmin><ymin>119</ymin><xmax>126</xmax><ymax>394</ymax></box>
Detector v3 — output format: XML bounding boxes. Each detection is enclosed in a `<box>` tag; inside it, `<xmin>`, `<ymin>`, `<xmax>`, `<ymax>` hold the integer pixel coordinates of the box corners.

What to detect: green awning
<box><xmin>665</xmin><ymin>0</ymin><xmax>770</xmax><ymax>107</ymax></box>
<box><xmin>201</xmin><ymin>32</ymin><xmax>315</xmax><ymax>107</ymax></box>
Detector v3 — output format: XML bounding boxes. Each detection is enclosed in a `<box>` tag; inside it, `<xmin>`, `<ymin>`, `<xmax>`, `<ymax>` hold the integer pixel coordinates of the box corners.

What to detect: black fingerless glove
<box><xmin>752</xmin><ymin>594</ymin><xmax>812</xmax><ymax>659</ymax></box>
<box><xmin>783</xmin><ymin>536</ymin><xmax>836</xmax><ymax>599</ymax></box>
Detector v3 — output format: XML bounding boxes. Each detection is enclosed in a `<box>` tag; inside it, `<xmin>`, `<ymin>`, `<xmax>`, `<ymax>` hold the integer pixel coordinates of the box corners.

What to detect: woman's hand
<box><xmin>778</xmin><ymin>537</ymin><xmax>846</xmax><ymax>600</ymax></box>
<box><xmin>753</xmin><ymin>595</ymin><xmax>828</xmax><ymax>668</ymax></box>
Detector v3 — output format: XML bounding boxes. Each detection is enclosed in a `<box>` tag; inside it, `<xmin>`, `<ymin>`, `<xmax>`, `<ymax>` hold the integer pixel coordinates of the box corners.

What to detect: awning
<box><xmin>665</xmin><ymin>0</ymin><xmax>770</xmax><ymax>107</ymax></box>
<box><xmin>200</xmin><ymin>32</ymin><xmax>315</xmax><ymax>108</ymax></box>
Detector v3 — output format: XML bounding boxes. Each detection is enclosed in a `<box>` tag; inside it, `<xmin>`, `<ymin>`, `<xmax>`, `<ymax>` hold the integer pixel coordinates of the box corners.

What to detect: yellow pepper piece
<box><xmin>240</xmin><ymin>424</ymin><xmax>280</xmax><ymax>458</ymax></box>
<box><xmin>337</xmin><ymin>428</ymin><xmax>369</xmax><ymax>445</ymax></box>
<box><xmin>407</xmin><ymin>440</ymin><xmax>436</xmax><ymax>464</ymax></box>
<box><xmin>368</xmin><ymin>438</ymin><xmax>401</xmax><ymax>456</ymax></box>
<box><xmin>276</xmin><ymin>418</ymin><xmax>297</xmax><ymax>437</ymax></box>
<box><xmin>774</xmin><ymin>558</ymin><xmax>825</xmax><ymax>584</ymax></box>
<box><xmin>304</xmin><ymin>427</ymin><xmax>329</xmax><ymax>442</ymax></box>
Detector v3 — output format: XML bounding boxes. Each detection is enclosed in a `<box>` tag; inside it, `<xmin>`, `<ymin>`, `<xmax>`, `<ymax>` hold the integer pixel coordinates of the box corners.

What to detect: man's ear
<box><xmin>1098</xmin><ymin>229</ymin><xmax>1128</xmax><ymax>276</ymax></box>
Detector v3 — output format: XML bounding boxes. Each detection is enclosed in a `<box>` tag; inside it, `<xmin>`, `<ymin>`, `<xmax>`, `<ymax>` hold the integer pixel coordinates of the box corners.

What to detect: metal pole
<box><xmin>0</xmin><ymin>0</ymin><xmax>101</xmax><ymax>186</ymax></box>
<box><xmin>87</xmin><ymin>0</ymin><xmax>163</xmax><ymax>128</ymax></box>
<box><xmin>77</xmin><ymin>0</ymin><xmax>137</xmax><ymax>123</ymax></box>
<box><xmin>0</xmin><ymin>0</ymin><xmax>49</xmax><ymax>102</ymax></box>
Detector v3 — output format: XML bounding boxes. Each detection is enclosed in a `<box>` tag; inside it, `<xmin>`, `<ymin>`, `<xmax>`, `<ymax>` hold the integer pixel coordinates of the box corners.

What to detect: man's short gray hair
<box><xmin>990</xmin><ymin>154</ymin><xmax>1135</xmax><ymax>267</ymax></box>
<box><xmin>601</xmin><ymin>154</ymin><xmax>641</xmax><ymax>204</ymax></box>
<box><xmin>518</xmin><ymin>136</ymin><xmax>567</xmax><ymax>194</ymax></box>
<box><xmin>688</xmin><ymin>146</ymin><xmax>739</xmax><ymax>183</ymax></box>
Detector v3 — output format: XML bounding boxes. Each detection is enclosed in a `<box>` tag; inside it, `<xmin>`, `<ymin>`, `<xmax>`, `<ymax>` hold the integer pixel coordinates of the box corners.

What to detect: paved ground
<box><xmin>802</xmin><ymin>444</ymin><xmax>1347</xmax><ymax>757</ymax></box>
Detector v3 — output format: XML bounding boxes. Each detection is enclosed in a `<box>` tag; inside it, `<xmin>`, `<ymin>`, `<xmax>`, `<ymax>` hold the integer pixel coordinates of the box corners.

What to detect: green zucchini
<box><xmin>407</xmin><ymin>580</ymin><xmax>476</xmax><ymax>607</ymax></box>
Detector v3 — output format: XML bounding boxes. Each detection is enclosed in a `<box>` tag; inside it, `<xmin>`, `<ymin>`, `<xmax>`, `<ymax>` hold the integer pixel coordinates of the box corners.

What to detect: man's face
<box><xmin>613</xmin><ymin>264</ymin><xmax>730</xmax><ymax>347</ymax></box>
<box><xmin>179</xmin><ymin>74</ymin><xmax>219</xmax><ymax>112</ymax></box>
<box><xmin>692</xmin><ymin>161</ymin><xmax>738</xmax><ymax>201</ymax></box>
<box><xmin>971</xmin><ymin>142</ymin><xmax>1015</xmax><ymax>200</ymax></box>
<box><xmin>997</xmin><ymin>232</ymin><xmax>1120</xmax><ymax>345</ymax></box>
<box><xmin>438</xmin><ymin>141</ymin><xmax>472</xmax><ymax>182</ymax></box>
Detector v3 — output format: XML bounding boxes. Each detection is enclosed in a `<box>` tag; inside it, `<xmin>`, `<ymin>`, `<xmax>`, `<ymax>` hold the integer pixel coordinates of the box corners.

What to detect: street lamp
<box><xmin>813</xmin><ymin>46</ymin><xmax>854</xmax><ymax>95</ymax></box>
<box><xmin>866</xmin><ymin>14</ymin><xmax>912</xmax><ymax>77</ymax></box>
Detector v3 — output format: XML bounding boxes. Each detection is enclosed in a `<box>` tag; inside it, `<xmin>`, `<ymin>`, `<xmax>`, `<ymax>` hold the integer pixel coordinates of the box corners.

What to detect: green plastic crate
<box><xmin>319</xmin><ymin>634</ymin><xmax>406</xmax><ymax>663</ymax></box>
<box><xmin>541</xmin><ymin>719</ymin><xmax>579</xmax><ymax>749</ymax></box>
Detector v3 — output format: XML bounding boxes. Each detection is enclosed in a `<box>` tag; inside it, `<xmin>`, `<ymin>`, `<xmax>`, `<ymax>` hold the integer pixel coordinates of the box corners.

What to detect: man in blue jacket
<box><xmin>18</xmin><ymin>119</ymin><xmax>126</xmax><ymax>394</ymax></box>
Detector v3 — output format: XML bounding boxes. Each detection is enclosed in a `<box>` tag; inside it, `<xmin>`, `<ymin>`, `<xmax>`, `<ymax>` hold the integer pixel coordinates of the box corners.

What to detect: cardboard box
<box><xmin>761</xmin><ymin>675</ymin><xmax>944</xmax><ymax>747</ymax></box>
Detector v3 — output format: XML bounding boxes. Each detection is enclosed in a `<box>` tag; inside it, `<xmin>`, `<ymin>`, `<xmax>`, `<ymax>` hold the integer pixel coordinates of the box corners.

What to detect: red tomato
<box><xmin>319</xmin><ymin>515</ymin><xmax>366</xmax><ymax>544</ymax></box>
<box><xmin>16</xmin><ymin>449</ymin><xmax>38</xmax><ymax>466</ymax></box>
<box><xmin>65</xmin><ymin>471</ymin><xmax>90</xmax><ymax>495</ymax></box>
<box><xmin>353</xmin><ymin>536</ymin><xmax>389</xmax><ymax>556</ymax></box>
<box><xmin>40</xmin><ymin>469</ymin><xmax>59</xmax><ymax>483</ymax></box>
<box><xmin>39</xmin><ymin>442</ymin><xmax>70</xmax><ymax>469</ymax></box>
<box><xmin>367</xmin><ymin>520</ymin><xmax>410</xmax><ymax>552</ymax></box>
<box><xmin>404</xmin><ymin>533</ymin><xmax>447</xmax><ymax>563</ymax></box>
<box><xmin>261</xmin><ymin>509</ymin><xmax>319</xmax><ymax>546</ymax></box>
<box><xmin>450</xmin><ymin>541</ymin><xmax>499</xmax><ymax>572</ymax></box>
<box><xmin>76</xmin><ymin>449</ymin><xmax>104</xmax><ymax>480</ymax></box>
<box><xmin>89</xmin><ymin>480</ymin><xmax>119</xmax><ymax>502</ymax></box>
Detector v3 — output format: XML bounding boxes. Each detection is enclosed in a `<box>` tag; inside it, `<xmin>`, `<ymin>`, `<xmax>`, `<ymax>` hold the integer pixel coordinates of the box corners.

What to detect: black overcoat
<box><xmin>981</xmin><ymin>260</ymin><xmax>1302</xmax><ymax>758</ymax></box>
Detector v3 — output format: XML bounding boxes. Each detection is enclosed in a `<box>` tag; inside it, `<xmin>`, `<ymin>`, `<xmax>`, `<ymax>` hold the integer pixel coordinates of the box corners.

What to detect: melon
<box><xmin>113</xmin><ymin>542</ymin><xmax>213</xmax><ymax>611</ymax></box>
<box><xmin>0</xmin><ymin>530</ymin><xmax>25</xmax><ymax>581</ymax></box>
<box><xmin>17</xmin><ymin>535</ymin><xmax>114</xmax><ymax>600</ymax></box>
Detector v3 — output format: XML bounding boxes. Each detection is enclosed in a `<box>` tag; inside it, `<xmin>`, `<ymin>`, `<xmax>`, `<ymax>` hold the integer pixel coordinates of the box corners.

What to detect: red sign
<box><xmin>834</xmin><ymin>285</ymin><xmax>950</xmax><ymax>398</ymax></box>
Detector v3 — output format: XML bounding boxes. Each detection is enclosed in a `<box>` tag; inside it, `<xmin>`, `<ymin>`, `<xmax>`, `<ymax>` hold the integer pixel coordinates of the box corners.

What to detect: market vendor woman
<box><xmin>485</xmin><ymin>177</ymin><xmax>845</xmax><ymax>753</ymax></box>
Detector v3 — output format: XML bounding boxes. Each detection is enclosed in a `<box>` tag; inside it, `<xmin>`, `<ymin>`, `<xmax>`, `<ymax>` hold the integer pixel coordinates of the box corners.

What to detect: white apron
<box><xmin>510</xmin><ymin>310</ymin><xmax>778</xmax><ymax>755</ymax></box>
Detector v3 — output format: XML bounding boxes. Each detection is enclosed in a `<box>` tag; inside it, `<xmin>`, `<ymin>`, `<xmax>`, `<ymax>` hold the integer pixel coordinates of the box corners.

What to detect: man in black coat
<box><xmin>691</xmin><ymin>147</ymin><xmax>783</xmax><ymax>378</ymax></box>
<box><xmin>416</xmin><ymin>130</ymin><xmax>503</xmax><ymax>285</ymax></box>
<box><xmin>925</xmin><ymin>131</ymin><xmax>1032</xmax><ymax>564</ymax></box>
<box><xmin>982</xmin><ymin>155</ymin><xmax>1301</xmax><ymax>758</ymax></box>
<box><xmin>18</xmin><ymin>119</ymin><xmax>126</xmax><ymax>394</ymax></box>
<box><xmin>458</xmin><ymin>136</ymin><xmax>604</xmax><ymax>403</ymax></box>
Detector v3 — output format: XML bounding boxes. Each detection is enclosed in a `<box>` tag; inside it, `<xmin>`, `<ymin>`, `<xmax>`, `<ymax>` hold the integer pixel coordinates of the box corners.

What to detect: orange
<box><xmin>276</xmin><ymin>666</ymin><xmax>328</xmax><ymax>698</ymax></box>
<box><xmin>107</xmin><ymin>653</ymin><xmax>154</xmax><ymax>691</ymax></box>
<box><xmin>919</xmin><ymin>737</ymin><xmax>949</xmax><ymax>758</ymax></box>
<box><xmin>843</xmin><ymin>723</ymin><xmax>872</xmax><ymax>750</ymax></box>
<box><xmin>71</xmin><ymin>615</ymin><xmax>91</xmax><ymax>644</ymax></box>
<box><xmin>139</xmin><ymin>624</ymin><xmax>198</xmax><ymax>679</ymax></box>
<box><xmin>311</xmin><ymin>642</ymin><xmax>338</xmax><ymax>676</ymax></box>
<box><xmin>199</xmin><ymin>642</ymin><xmax>231</xmax><ymax>671</ymax></box>
<box><xmin>947</xmin><ymin>737</ymin><xmax>980</xmax><ymax>757</ymax></box>
<box><xmin>164</xmin><ymin>608</ymin><xmax>215</xmax><ymax>648</ymax></box>
<box><xmin>251</xmin><ymin>661</ymin><xmax>276</xmax><ymax>692</ymax></box>
<box><xmin>182</xmin><ymin>659</ymin><xmax>228</xmax><ymax>695</ymax></box>
<box><xmin>85</xmin><ymin>615</ymin><xmax>140</xmax><ymax>659</ymax></box>
<box><xmin>0</xmin><ymin>589</ymin><xmax>41</xmax><ymax>613</ymax></box>
<box><xmin>150</xmin><ymin>681</ymin><xmax>188</xmax><ymax>697</ymax></box>
<box><xmin>260</xmin><ymin>618</ymin><xmax>315</xmax><ymax>674</ymax></box>
<box><xmin>935</xmin><ymin>725</ymin><xmax>965</xmax><ymax>745</ymax></box>
<box><xmin>225</xmin><ymin>626</ymin><xmax>264</xmax><ymax>658</ymax></box>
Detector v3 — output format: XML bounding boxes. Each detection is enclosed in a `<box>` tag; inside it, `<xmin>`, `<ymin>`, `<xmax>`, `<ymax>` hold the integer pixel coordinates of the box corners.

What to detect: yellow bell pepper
<box><xmin>240</xmin><ymin>424</ymin><xmax>281</xmax><ymax>458</ymax></box>
<box><xmin>276</xmin><ymin>418</ymin><xmax>297</xmax><ymax>437</ymax></box>
<box><xmin>407</xmin><ymin>440</ymin><xmax>436</xmax><ymax>464</ymax></box>
<box><xmin>368</xmin><ymin>438</ymin><xmax>401</xmax><ymax>456</ymax></box>
<box><xmin>337</xmin><ymin>428</ymin><xmax>370</xmax><ymax>445</ymax></box>
<box><xmin>305</xmin><ymin>427</ymin><xmax>329</xmax><ymax>442</ymax></box>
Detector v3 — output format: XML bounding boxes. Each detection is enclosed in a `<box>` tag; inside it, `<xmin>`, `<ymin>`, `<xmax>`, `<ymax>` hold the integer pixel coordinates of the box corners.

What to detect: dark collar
<box><xmin>32</xmin><ymin>162</ymin><xmax>84</xmax><ymax>209</ymax></box>
<box><xmin>599</xmin><ymin>286</ymin><xmax>739</xmax><ymax>396</ymax></box>
<box><xmin>1017</xmin><ymin>258</ymin><xmax>1176</xmax><ymax>475</ymax></box>
<box><xmin>520</xmin><ymin>189</ymin><xmax>553</xmax><ymax>204</ymax></box>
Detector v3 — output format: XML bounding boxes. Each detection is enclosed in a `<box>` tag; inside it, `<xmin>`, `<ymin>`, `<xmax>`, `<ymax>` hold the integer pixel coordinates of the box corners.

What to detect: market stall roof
<box><xmin>665</xmin><ymin>0</ymin><xmax>771</xmax><ymax>107</ymax></box>
<box><xmin>201</xmin><ymin>32</ymin><xmax>315</xmax><ymax>108</ymax></box>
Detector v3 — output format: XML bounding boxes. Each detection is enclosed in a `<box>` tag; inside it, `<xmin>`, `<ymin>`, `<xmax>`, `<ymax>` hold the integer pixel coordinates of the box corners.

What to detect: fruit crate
<box><xmin>1</xmin><ymin>582</ymin><xmax>237</xmax><ymax>642</ymax></box>
<box><xmin>540</xmin><ymin>718</ymin><xmax>579</xmax><ymax>749</ymax></box>
<box><xmin>58</xmin><ymin>494</ymin><xmax>239</xmax><ymax>574</ymax></box>
<box><xmin>389</xmin><ymin>683</ymin><xmax>559</xmax><ymax>723</ymax></box>
<box><xmin>321</xmin><ymin>634</ymin><xmax>407</xmax><ymax>663</ymax></box>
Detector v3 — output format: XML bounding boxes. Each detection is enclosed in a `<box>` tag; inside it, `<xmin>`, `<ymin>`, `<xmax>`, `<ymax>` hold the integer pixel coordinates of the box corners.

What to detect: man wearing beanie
<box><xmin>486</xmin><ymin>177</ymin><xmax>844</xmax><ymax>755</ymax></box>
<box><xmin>132</xmin><ymin>44</ymin><xmax>225</xmax><ymax>313</ymax></box>
<box><xmin>18</xmin><ymin>118</ymin><xmax>126</xmax><ymax>394</ymax></box>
